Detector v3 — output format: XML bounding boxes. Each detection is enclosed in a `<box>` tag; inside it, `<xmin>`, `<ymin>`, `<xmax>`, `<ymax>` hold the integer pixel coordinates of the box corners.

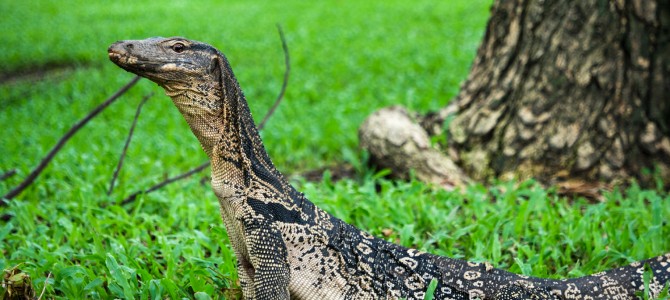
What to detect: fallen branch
<box><xmin>117</xmin><ymin>161</ymin><xmax>211</xmax><ymax>206</ymax></box>
<box><xmin>1</xmin><ymin>76</ymin><xmax>141</xmax><ymax>203</ymax></box>
<box><xmin>0</xmin><ymin>169</ymin><xmax>17</xmax><ymax>181</ymax></box>
<box><xmin>107</xmin><ymin>92</ymin><xmax>154</xmax><ymax>195</ymax></box>
<box><xmin>115</xmin><ymin>26</ymin><xmax>290</xmax><ymax>206</ymax></box>
<box><xmin>258</xmin><ymin>24</ymin><xmax>290</xmax><ymax>130</ymax></box>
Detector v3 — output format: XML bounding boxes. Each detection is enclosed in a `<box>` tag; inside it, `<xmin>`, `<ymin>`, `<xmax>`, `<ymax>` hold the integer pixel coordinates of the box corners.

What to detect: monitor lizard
<box><xmin>108</xmin><ymin>37</ymin><xmax>670</xmax><ymax>300</ymax></box>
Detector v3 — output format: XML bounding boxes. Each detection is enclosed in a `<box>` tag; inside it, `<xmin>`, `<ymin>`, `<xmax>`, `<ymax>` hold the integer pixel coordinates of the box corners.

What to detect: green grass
<box><xmin>1</xmin><ymin>1</ymin><xmax>668</xmax><ymax>299</ymax></box>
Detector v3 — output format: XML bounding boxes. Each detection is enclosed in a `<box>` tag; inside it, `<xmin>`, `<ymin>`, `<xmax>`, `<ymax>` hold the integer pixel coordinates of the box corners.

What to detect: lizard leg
<box><xmin>237</xmin><ymin>258</ymin><xmax>256</xmax><ymax>299</ymax></box>
<box><xmin>244</xmin><ymin>221</ymin><xmax>291</xmax><ymax>300</ymax></box>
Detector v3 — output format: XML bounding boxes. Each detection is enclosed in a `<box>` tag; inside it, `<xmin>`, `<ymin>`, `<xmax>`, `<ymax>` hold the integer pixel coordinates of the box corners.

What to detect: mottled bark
<box><xmin>359</xmin><ymin>106</ymin><xmax>470</xmax><ymax>189</ymax></box>
<box><xmin>360</xmin><ymin>0</ymin><xmax>670</xmax><ymax>188</ymax></box>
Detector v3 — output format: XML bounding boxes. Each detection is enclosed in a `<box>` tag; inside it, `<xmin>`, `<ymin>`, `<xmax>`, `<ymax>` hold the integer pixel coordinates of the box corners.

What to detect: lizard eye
<box><xmin>172</xmin><ymin>43</ymin><xmax>185</xmax><ymax>53</ymax></box>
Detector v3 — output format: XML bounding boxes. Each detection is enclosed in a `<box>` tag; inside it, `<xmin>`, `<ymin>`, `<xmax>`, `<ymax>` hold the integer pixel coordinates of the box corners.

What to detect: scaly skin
<box><xmin>108</xmin><ymin>37</ymin><xmax>670</xmax><ymax>300</ymax></box>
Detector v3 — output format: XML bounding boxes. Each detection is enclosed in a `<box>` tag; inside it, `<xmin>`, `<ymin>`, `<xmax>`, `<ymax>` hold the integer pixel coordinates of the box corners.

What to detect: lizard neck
<box><xmin>166</xmin><ymin>63</ymin><xmax>288</xmax><ymax>200</ymax></box>
<box><xmin>169</xmin><ymin>92</ymin><xmax>221</xmax><ymax>159</ymax></box>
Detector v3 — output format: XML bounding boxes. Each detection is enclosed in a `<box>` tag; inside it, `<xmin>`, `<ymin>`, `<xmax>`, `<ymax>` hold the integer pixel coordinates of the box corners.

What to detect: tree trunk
<box><xmin>360</xmin><ymin>0</ymin><xmax>670</xmax><ymax>189</ymax></box>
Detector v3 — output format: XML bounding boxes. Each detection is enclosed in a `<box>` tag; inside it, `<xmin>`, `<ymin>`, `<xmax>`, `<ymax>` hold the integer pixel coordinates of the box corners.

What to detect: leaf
<box><xmin>56</xmin><ymin>265</ymin><xmax>85</xmax><ymax>280</ymax></box>
<box><xmin>491</xmin><ymin>232</ymin><xmax>501</xmax><ymax>263</ymax></box>
<box><xmin>0</xmin><ymin>222</ymin><xmax>13</xmax><ymax>242</ymax></box>
<box><xmin>148</xmin><ymin>279</ymin><xmax>163</xmax><ymax>300</ymax></box>
<box><xmin>381</xmin><ymin>228</ymin><xmax>395</xmax><ymax>237</ymax></box>
<box><xmin>2</xmin><ymin>266</ymin><xmax>35</xmax><ymax>299</ymax></box>
<box><xmin>514</xmin><ymin>257</ymin><xmax>532</xmax><ymax>276</ymax></box>
<box><xmin>105</xmin><ymin>253</ymin><xmax>135</xmax><ymax>299</ymax></box>
<box><xmin>194</xmin><ymin>291</ymin><xmax>212</xmax><ymax>300</ymax></box>
<box><xmin>8</xmin><ymin>272</ymin><xmax>30</xmax><ymax>283</ymax></box>
<box><xmin>83</xmin><ymin>277</ymin><xmax>103</xmax><ymax>291</ymax></box>
<box><xmin>423</xmin><ymin>278</ymin><xmax>438</xmax><ymax>300</ymax></box>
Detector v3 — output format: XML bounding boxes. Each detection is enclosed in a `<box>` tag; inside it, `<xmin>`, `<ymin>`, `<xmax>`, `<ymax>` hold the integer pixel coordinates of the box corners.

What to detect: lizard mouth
<box><xmin>107</xmin><ymin>51</ymin><xmax>123</xmax><ymax>60</ymax></box>
<box><xmin>107</xmin><ymin>42</ymin><xmax>146</xmax><ymax>72</ymax></box>
<box><xmin>108</xmin><ymin>47</ymin><xmax>137</xmax><ymax>62</ymax></box>
<box><xmin>107</xmin><ymin>48</ymin><xmax>155</xmax><ymax>75</ymax></box>
<box><xmin>107</xmin><ymin>40</ymin><xmax>176</xmax><ymax>83</ymax></box>
<box><xmin>107</xmin><ymin>48</ymin><xmax>133</xmax><ymax>67</ymax></box>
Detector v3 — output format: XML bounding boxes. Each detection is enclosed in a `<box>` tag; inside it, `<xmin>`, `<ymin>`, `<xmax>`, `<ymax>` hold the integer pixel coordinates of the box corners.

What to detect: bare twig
<box><xmin>37</xmin><ymin>272</ymin><xmax>52</xmax><ymax>300</ymax></box>
<box><xmin>0</xmin><ymin>169</ymin><xmax>17</xmax><ymax>181</ymax></box>
<box><xmin>115</xmin><ymin>27</ymin><xmax>291</xmax><ymax>206</ymax></box>
<box><xmin>258</xmin><ymin>24</ymin><xmax>290</xmax><ymax>130</ymax></box>
<box><xmin>1</xmin><ymin>76</ymin><xmax>141</xmax><ymax>203</ymax></box>
<box><xmin>117</xmin><ymin>161</ymin><xmax>211</xmax><ymax>206</ymax></box>
<box><xmin>107</xmin><ymin>92</ymin><xmax>153</xmax><ymax>195</ymax></box>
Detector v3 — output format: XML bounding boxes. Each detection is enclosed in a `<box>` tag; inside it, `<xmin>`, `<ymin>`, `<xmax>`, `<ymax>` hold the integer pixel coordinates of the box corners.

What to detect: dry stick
<box><xmin>37</xmin><ymin>272</ymin><xmax>52</xmax><ymax>300</ymax></box>
<box><xmin>118</xmin><ymin>162</ymin><xmax>211</xmax><ymax>206</ymax></box>
<box><xmin>117</xmin><ymin>26</ymin><xmax>291</xmax><ymax>206</ymax></box>
<box><xmin>0</xmin><ymin>169</ymin><xmax>17</xmax><ymax>181</ymax></box>
<box><xmin>258</xmin><ymin>24</ymin><xmax>290</xmax><ymax>129</ymax></box>
<box><xmin>107</xmin><ymin>92</ymin><xmax>154</xmax><ymax>195</ymax></box>
<box><xmin>1</xmin><ymin>76</ymin><xmax>141</xmax><ymax>203</ymax></box>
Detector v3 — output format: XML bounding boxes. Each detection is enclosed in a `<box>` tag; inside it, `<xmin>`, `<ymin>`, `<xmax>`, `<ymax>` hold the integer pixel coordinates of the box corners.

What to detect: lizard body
<box><xmin>108</xmin><ymin>37</ymin><xmax>670</xmax><ymax>299</ymax></box>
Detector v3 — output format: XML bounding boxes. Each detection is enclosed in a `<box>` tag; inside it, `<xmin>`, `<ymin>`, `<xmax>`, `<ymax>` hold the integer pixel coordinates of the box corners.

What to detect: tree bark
<box><xmin>359</xmin><ymin>106</ymin><xmax>470</xmax><ymax>189</ymax></box>
<box><xmin>360</xmin><ymin>0</ymin><xmax>670</xmax><ymax>189</ymax></box>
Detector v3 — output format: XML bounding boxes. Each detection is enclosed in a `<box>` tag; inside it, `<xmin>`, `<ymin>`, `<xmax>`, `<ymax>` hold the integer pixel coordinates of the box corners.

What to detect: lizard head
<box><xmin>108</xmin><ymin>37</ymin><xmax>225</xmax><ymax>100</ymax></box>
